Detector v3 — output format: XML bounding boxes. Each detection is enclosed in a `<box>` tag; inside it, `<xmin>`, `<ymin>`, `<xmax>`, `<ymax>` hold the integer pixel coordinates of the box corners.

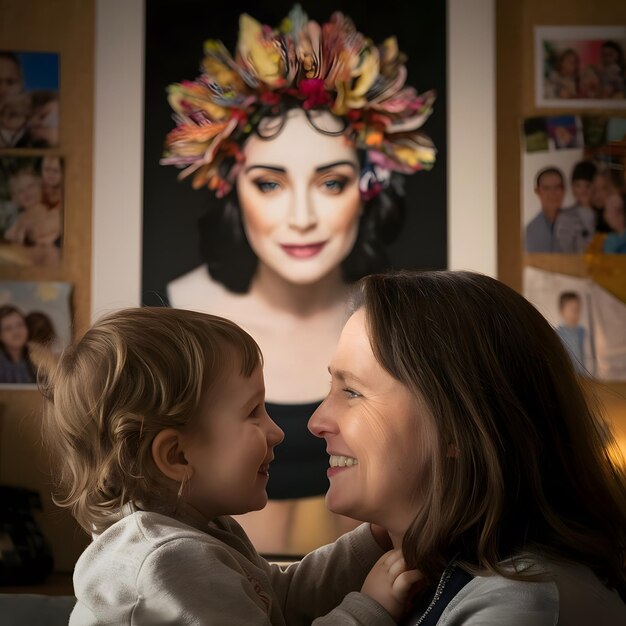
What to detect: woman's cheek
<box><xmin>322</xmin><ymin>188</ymin><xmax>362</xmax><ymax>234</ymax></box>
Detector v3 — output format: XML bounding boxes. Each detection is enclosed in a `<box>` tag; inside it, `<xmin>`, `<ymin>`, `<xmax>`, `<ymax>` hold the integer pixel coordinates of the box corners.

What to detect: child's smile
<box><xmin>182</xmin><ymin>361</ymin><xmax>285</xmax><ymax>520</ymax></box>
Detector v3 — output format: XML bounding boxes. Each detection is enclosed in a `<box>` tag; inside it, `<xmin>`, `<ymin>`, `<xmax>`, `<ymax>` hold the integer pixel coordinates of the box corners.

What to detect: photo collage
<box><xmin>0</xmin><ymin>51</ymin><xmax>71</xmax><ymax>386</ymax></box>
<box><xmin>522</xmin><ymin>110</ymin><xmax>626</xmax><ymax>381</ymax></box>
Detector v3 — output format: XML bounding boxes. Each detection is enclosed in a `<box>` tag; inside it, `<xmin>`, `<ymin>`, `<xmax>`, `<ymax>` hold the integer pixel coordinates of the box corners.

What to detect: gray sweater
<box><xmin>70</xmin><ymin>510</ymin><xmax>391</xmax><ymax>625</ymax></box>
<box><xmin>434</xmin><ymin>556</ymin><xmax>626</xmax><ymax>625</ymax></box>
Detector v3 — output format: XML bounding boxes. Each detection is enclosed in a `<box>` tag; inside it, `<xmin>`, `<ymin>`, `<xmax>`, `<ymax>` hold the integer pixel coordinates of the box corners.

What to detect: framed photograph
<box><xmin>0</xmin><ymin>280</ymin><xmax>72</xmax><ymax>388</ymax></box>
<box><xmin>0</xmin><ymin>155</ymin><xmax>64</xmax><ymax>266</ymax></box>
<box><xmin>0</xmin><ymin>51</ymin><xmax>60</xmax><ymax>148</ymax></box>
<box><xmin>535</xmin><ymin>26</ymin><xmax>626</xmax><ymax>108</ymax></box>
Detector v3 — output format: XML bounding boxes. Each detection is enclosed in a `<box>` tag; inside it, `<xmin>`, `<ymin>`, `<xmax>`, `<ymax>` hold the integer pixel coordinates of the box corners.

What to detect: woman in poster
<box><xmin>162</xmin><ymin>7</ymin><xmax>436</xmax><ymax>553</ymax></box>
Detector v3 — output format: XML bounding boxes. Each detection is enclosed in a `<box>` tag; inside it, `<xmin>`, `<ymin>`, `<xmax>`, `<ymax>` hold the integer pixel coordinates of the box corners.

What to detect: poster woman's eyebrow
<box><xmin>315</xmin><ymin>161</ymin><xmax>358</xmax><ymax>173</ymax></box>
<box><xmin>244</xmin><ymin>164</ymin><xmax>287</xmax><ymax>174</ymax></box>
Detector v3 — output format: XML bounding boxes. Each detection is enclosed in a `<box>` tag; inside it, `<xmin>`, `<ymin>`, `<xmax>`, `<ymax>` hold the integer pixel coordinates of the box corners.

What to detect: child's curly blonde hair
<box><xmin>42</xmin><ymin>307</ymin><xmax>261</xmax><ymax>534</ymax></box>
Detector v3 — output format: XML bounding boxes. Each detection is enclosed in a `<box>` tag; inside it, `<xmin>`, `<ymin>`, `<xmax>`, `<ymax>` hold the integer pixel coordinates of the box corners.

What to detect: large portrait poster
<box><xmin>142</xmin><ymin>0</ymin><xmax>446</xmax><ymax>555</ymax></box>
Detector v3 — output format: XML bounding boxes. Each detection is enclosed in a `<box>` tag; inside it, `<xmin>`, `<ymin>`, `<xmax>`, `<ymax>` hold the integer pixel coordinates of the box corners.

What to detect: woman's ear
<box><xmin>151</xmin><ymin>428</ymin><xmax>190</xmax><ymax>482</ymax></box>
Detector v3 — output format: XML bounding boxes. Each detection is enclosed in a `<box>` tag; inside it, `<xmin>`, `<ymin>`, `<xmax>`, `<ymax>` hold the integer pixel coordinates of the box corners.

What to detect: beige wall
<box><xmin>0</xmin><ymin>0</ymin><xmax>95</xmax><ymax>572</ymax></box>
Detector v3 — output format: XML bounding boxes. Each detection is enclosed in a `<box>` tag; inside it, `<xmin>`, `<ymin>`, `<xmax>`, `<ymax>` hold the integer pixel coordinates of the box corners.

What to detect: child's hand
<box><xmin>361</xmin><ymin>549</ymin><xmax>423</xmax><ymax>620</ymax></box>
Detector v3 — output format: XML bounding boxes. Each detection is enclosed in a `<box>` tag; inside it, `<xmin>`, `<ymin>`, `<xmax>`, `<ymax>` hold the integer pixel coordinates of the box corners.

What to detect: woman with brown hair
<box><xmin>309</xmin><ymin>270</ymin><xmax>626</xmax><ymax>624</ymax></box>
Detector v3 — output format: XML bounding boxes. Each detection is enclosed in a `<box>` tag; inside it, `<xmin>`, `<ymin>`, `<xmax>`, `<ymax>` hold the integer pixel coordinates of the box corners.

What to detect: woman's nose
<box><xmin>308</xmin><ymin>399</ymin><xmax>337</xmax><ymax>438</ymax></box>
<box><xmin>287</xmin><ymin>187</ymin><xmax>317</xmax><ymax>231</ymax></box>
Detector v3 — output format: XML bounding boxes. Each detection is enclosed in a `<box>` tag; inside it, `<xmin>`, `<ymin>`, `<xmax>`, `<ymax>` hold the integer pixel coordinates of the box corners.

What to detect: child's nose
<box><xmin>268</xmin><ymin>418</ymin><xmax>284</xmax><ymax>447</ymax></box>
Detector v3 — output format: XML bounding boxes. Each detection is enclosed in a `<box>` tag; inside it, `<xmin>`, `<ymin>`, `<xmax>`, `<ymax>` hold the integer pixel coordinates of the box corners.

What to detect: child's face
<box><xmin>560</xmin><ymin>52</ymin><xmax>577</xmax><ymax>76</ymax></box>
<box><xmin>602</xmin><ymin>45</ymin><xmax>619</xmax><ymax>67</ymax></box>
<box><xmin>572</xmin><ymin>179</ymin><xmax>593</xmax><ymax>207</ymax></box>
<box><xmin>41</xmin><ymin>157</ymin><xmax>62</xmax><ymax>187</ymax></box>
<box><xmin>604</xmin><ymin>194</ymin><xmax>625</xmax><ymax>233</ymax></box>
<box><xmin>560</xmin><ymin>299</ymin><xmax>582</xmax><ymax>327</ymax></box>
<box><xmin>30</xmin><ymin>99</ymin><xmax>59</xmax><ymax>146</ymax></box>
<box><xmin>591</xmin><ymin>173</ymin><xmax>614</xmax><ymax>208</ymax></box>
<box><xmin>183</xmin><ymin>361</ymin><xmax>284</xmax><ymax>518</ymax></box>
<box><xmin>0</xmin><ymin>58</ymin><xmax>22</xmax><ymax>103</ymax></box>
<box><xmin>9</xmin><ymin>173</ymin><xmax>43</xmax><ymax>210</ymax></box>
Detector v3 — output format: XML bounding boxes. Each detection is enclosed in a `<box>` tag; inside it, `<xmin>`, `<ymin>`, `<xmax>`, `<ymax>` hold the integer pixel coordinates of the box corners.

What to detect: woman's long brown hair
<box><xmin>352</xmin><ymin>271</ymin><xmax>626</xmax><ymax>591</ymax></box>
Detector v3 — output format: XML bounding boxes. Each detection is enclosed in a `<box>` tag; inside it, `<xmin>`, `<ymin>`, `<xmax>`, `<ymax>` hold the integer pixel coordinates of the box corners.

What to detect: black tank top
<box><xmin>265</xmin><ymin>401</ymin><xmax>328</xmax><ymax>500</ymax></box>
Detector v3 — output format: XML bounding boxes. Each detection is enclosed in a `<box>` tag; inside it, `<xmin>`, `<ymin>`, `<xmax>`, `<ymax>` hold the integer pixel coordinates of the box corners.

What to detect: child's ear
<box><xmin>151</xmin><ymin>428</ymin><xmax>190</xmax><ymax>482</ymax></box>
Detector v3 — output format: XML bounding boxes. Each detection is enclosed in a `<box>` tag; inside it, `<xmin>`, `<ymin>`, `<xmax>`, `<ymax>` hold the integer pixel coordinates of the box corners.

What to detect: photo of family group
<box><xmin>536</xmin><ymin>26</ymin><xmax>626</xmax><ymax>108</ymax></box>
<box><xmin>522</xmin><ymin>115</ymin><xmax>625</xmax><ymax>255</ymax></box>
<box><xmin>0</xmin><ymin>155</ymin><xmax>64</xmax><ymax>266</ymax></box>
<box><xmin>0</xmin><ymin>280</ymin><xmax>71</xmax><ymax>387</ymax></box>
<box><xmin>0</xmin><ymin>51</ymin><xmax>59</xmax><ymax>149</ymax></box>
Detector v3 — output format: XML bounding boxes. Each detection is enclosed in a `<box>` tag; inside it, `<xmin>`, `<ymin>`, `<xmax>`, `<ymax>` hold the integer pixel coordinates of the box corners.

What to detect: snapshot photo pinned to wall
<box><xmin>535</xmin><ymin>26</ymin><xmax>626</xmax><ymax>109</ymax></box>
<box><xmin>0</xmin><ymin>280</ymin><xmax>72</xmax><ymax>388</ymax></box>
<box><xmin>0</xmin><ymin>51</ymin><xmax>59</xmax><ymax>148</ymax></box>
<box><xmin>521</xmin><ymin>115</ymin><xmax>625</xmax><ymax>255</ymax></box>
<box><xmin>0</xmin><ymin>155</ymin><xmax>64</xmax><ymax>266</ymax></box>
<box><xmin>524</xmin><ymin>266</ymin><xmax>626</xmax><ymax>381</ymax></box>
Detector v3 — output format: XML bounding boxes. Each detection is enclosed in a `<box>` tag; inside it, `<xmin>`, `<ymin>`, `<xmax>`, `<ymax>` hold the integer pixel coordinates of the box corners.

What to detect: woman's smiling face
<box><xmin>236</xmin><ymin>108</ymin><xmax>362</xmax><ymax>285</ymax></box>
<box><xmin>308</xmin><ymin>309</ymin><xmax>432</xmax><ymax>532</ymax></box>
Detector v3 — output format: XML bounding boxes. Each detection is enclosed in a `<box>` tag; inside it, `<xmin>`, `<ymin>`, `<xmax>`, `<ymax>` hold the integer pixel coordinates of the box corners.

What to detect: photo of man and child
<box><xmin>537</xmin><ymin>26</ymin><xmax>626</xmax><ymax>106</ymax></box>
<box><xmin>0</xmin><ymin>51</ymin><xmax>59</xmax><ymax>149</ymax></box>
<box><xmin>0</xmin><ymin>155</ymin><xmax>64</xmax><ymax>266</ymax></box>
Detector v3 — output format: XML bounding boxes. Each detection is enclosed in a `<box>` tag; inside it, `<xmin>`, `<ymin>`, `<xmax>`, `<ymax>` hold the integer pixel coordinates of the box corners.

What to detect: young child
<box><xmin>43</xmin><ymin>307</ymin><xmax>419</xmax><ymax>625</ymax></box>
<box><xmin>556</xmin><ymin>160</ymin><xmax>596</xmax><ymax>253</ymax></box>
<box><xmin>545</xmin><ymin>49</ymin><xmax>579</xmax><ymax>99</ymax></box>
<box><xmin>3</xmin><ymin>166</ymin><xmax>62</xmax><ymax>265</ymax></box>
<box><xmin>556</xmin><ymin>291</ymin><xmax>586</xmax><ymax>375</ymax></box>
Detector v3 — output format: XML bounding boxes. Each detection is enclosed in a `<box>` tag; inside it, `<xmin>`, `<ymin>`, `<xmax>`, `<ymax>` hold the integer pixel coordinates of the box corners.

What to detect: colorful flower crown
<box><xmin>161</xmin><ymin>5</ymin><xmax>436</xmax><ymax>199</ymax></box>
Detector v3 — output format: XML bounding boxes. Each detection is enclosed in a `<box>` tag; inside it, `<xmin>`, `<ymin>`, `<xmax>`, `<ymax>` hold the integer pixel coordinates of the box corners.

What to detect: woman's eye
<box><xmin>254</xmin><ymin>180</ymin><xmax>281</xmax><ymax>193</ymax></box>
<box><xmin>343</xmin><ymin>388</ymin><xmax>361</xmax><ymax>399</ymax></box>
<box><xmin>321</xmin><ymin>177</ymin><xmax>348</xmax><ymax>194</ymax></box>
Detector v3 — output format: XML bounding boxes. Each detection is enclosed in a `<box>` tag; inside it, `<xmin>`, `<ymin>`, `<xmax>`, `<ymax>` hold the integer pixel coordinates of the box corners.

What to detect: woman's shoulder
<box><xmin>438</xmin><ymin>567</ymin><xmax>558</xmax><ymax>626</ymax></box>
<box><xmin>543</xmin><ymin>557</ymin><xmax>626</xmax><ymax>625</ymax></box>
<box><xmin>439</xmin><ymin>556</ymin><xmax>626</xmax><ymax>626</ymax></box>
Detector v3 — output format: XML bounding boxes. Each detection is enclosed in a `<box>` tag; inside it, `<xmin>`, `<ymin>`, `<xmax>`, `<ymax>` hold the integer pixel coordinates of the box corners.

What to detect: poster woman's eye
<box><xmin>254</xmin><ymin>180</ymin><xmax>281</xmax><ymax>194</ymax></box>
<box><xmin>320</xmin><ymin>177</ymin><xmax>348</xmax><ymax>195</ymax></box>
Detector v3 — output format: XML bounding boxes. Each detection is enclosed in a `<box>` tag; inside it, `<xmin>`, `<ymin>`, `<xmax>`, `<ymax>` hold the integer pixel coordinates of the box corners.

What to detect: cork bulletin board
<box><xmin>0</xmin><ymin>0</ymin><xmax>95</xmax><ymax>571</ymax></box>
<box><xmin>496</xmin><ymin>0</ymin><xmax>626</xmax><ymax>455</ymax></box>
